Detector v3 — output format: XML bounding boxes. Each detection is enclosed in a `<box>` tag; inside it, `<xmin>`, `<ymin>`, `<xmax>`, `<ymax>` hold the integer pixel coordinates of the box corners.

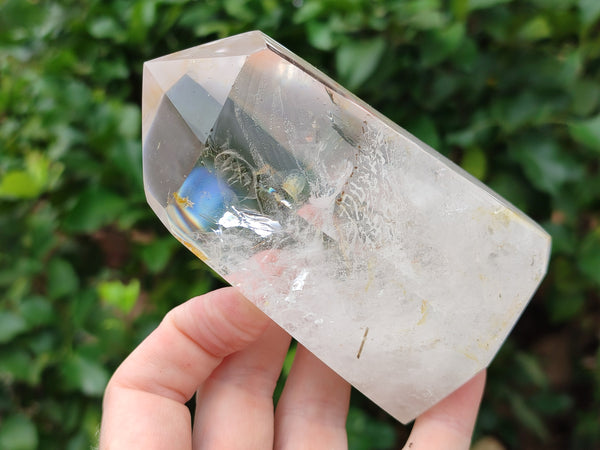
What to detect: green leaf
<box><xmin>96</xmin><ymin>59</ymin><xmax>129</xmax><ymax>82</ymax></box>
<box><xmin>306</xmin><ymin>21</ymin><xmax>337</xmax><ymax>51</ymax></box>
<box><xmin>421</xmin><ymin>22</ymin><xmax>465</xmax><ymax>67</ymax></box>
<box><xmin>336</xmin><ymin>37</ymin><xmax>386</xmax><ymax>90</ymax></box>
<box><xmin>487</xmin><ymin>173</ymin><xmax>533</xmax><ymax>211</ymax></box>
<box><xmin>47</xmin><ymin>258</ymin><xmax>79</xmax><ymax>299</ymax></box>
<box><xmin>117</xmin><ymin>104</ymin><xmax>141</xmax><ymax>139</ymax></box>
<box><xmin>469</xmin><ymin>0</ymin><xmax>513</xmax><ymax>10</ymax></box>
<box><xmin>25</xmin><ymin>203</ymin><xmax>58</xmax><ymax>259</ymax></box>
<box><xmin>62</xmin><ymin>353</ymin><xmax>110</xmax><ymax>397</ymax></box>
<box><xmin>0</xmin><ymin>171</ymin><xmax>41</xmax><ymax>199</ymax></box>
<box><xmin>529</xmin><ymin>392</ymin><xmax>573</xmax><ymax>416</ymax></box>
<box><xmin>26</xmin><ymin>152</ymin><xmax>51</xmax><ymax>187</ymax></box>
<box><xmin>140</xmin><ymin>238</ymin><xmax>177</xmax><ymax>273</ymax></box>
<box><xmin>0</xmin><ymin>151</ymin><xmax>53</xmax><ymax>199</ymax></box>
<box><xmin>543</xmin><ymin>222</ymin><xmax>576</xmax><ymax>256</ymax></box>
<box><xmin>192</xmin><ymin>21</ymin><xmax>232</xmax><ymax>39</ymax></box>
<box><xmin>578</xmin><ymin>228</ymin><xmax>600</xmax><ymax>285</ymax></box>
<box><xmin>75</xmin><ymin>406</ymin><xmax>102</xmax><ymax>450</ymax></box>
<box><xmin>88</xmin><ymin>16</ymin><xmax>122</xmax><ymax>39</ymax></box>
<box><xmin>70</xmin><ymin>288</ymin><xmax>98</xmax><ymax>328</ymax></box>
<box><xmin>109</xmin><ymin>139</ymin><xmax>143</xmax><ymax>193</ymax></box>
<box><xmin>409</xmin><ymin>10</ymin><xmax>447</xmax><ymax>30</ymax></box>
<box><xmin>98</xmin><ymin>279</ymin><xmax>140</xmax><ymax>313</ymax></box>
<box><xmin>530</xmin><ymin>0</ymin><xmax>575</xmax><ymax>8</ymax></box>
<box><xmin>546</xmin><ymin>293</ymin><xmax>585</xmax><ymax>323</ymax></box>
<box><xmin>579</xmin><ymin>0</ymin><xmax>600</xmax><ymax>28</ymax></box>
<box><xmin>19</xmin><ymin>296</ymin><xmax>56</xmax><ymax>328</ymax></box>
<box><xmin>508</xmin><ymin>393</ymin><xmax>549</xmax><ymax>440</ymax></box>
<box><xmin>128</xmin><ymin>0</ymin><xmax>156</xmax><ymax>42</ymax></box>
<box><xmin>0</xmin><ymin>350</ymin><xmax>34</xmax><ymax>383</ymax></box>
<box><xmin>450</xmin><ymin>0</ymin><xmax>469</xmax><ymax>20</ymax></box>
<box><xmin>568</xmin><ymin>114</ymin><xmax>600</xmax><ymax>153</ymax></box>
<box><xmin>491</xmin><ymin>92</ymin><xmax>544</xmax><ymax>133</ymax></box>
<box><xmin>446</xmin><ymin>111</ymin><xmax>493</xmax><ymax>148</ymax></box>
<box><xmin>515</xmin><ymin>352</ymin><xmax>548</xmax><ymax>388</ymax></box>
<box><xmin>63</xmin><ymin>187</ymin><xmax>128</xmax><ymax>232</ymax></box>
<box><xmin>461</xmin><ymin>147</ymin><xmax>488</xmax><ymax>180</ymax></box>
<box><xmin>282</xmin><ymin>344</ymin><xmax>296</xmax><ymax>377</ymax></box>
<box><xmin>347</xmin><ymin>406</ymin><xmax>396</xmax><ymax>450</ymax></box>
<box><xmin>0</xmin><ymin>312</ymin><xmax>28</xmax><ymax>343</ymax></box>
<box><xmin>0</xmin><ymin>346</ymin><xmax>47</xmax><ymax>385</ymax></box>
<box><xmin>509</xmin><ymin>134</ymin><xmax>584</xmax><ymax>195</ymax></box>
<box><xmin>553</xmin><ymin>255</ymin><xmax>584</xmax><ymax>293</ymax></box>
<box><xmin>0</xmin><ymin>414</ymin><xmax>38</xmax><ymax>450</ymax></box>
<box><xmin>28</xmin><ymin>329</ymin><xmax>59</xmax><ymax>356</ymax></box>
<box><xmin>517</xmin><ymin>16</ymin><xmax>552</xmax><ymax>41</ymax></box>
<box><xmin>571</xmin><ymin>79</ymin><xmax>600</xmax><ymax>116</ymax></box>
<box><xmin>66</xmin><ymin>432</ymin><xmax>88</xmax><ymax>450</ymax></box>
<box><xmin>555</xmin><ymin>50</ymin><xmax>583</xmax><ymax>90</ymax></box>
<box><xmin>223</xmin><ymin>0</ymin><xmax>256</xmax><ymax>22</ymax></box>
<box><xmin>293</xmin><ymin>0</ymin><xmax>324</xmax><ymax>24</ymax></box>
<box><xmin>405</xmin><ymin>115</ymin><xmax>441</xmax><ymax>150</ymax></box>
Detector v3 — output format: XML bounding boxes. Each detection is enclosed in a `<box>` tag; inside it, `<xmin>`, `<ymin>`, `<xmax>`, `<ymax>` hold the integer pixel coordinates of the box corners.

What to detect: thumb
<box><xmin>100</xmin><ymin>287</ymin><xmax>270</xmax><ymax>449</ymax></box>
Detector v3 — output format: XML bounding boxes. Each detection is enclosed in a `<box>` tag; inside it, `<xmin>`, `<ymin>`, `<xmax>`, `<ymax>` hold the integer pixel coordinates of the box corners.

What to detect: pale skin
<box><xmin>100</xmin><ymin>287</ymin><xmax>486</xmax><ymax>449</ymax></box>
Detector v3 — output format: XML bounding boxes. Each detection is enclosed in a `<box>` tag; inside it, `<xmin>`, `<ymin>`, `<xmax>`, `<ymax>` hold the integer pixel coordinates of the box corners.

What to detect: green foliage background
<box><xmin>1</xmin><ymin>0</ymin><xmax>599</xmax><ymax>448</ymax></box>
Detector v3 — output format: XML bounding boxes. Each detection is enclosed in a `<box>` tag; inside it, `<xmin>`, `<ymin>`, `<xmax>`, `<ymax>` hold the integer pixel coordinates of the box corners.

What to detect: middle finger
<box><xmin>192</xmin><ymin>320</ymin><xmax>291</xmax><ymax>448</ymax></box>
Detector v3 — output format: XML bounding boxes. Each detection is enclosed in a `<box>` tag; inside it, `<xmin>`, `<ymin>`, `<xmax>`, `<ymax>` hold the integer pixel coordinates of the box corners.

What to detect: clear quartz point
<box><xmin>142</xmin><ymin>31</ymin><xmax>551</xmax><ymax>423</ymax></box>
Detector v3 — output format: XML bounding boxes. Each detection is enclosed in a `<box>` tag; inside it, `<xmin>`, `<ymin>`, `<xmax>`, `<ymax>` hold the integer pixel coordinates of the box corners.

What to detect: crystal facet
<box><xmin>142</xmin><ymin>31</ymin><xmax>551</xmax><ymax>423</ymax></box>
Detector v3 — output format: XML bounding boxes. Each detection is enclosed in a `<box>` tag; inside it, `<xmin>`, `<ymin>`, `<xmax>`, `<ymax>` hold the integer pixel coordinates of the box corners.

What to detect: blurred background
<box><xmin>0</xmin><ymin>0</ymin><xmax>599</xmax><ymax>448</ymax></box>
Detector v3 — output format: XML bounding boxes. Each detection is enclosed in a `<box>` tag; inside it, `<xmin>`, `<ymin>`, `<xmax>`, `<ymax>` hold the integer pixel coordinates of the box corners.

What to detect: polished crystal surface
<box><xmin>142</xmin><ymin>31</ymin><xmax>551</xmax><ymax>423</ymax></box>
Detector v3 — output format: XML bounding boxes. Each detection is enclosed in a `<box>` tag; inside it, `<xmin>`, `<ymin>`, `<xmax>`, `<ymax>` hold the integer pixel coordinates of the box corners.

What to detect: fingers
<box><xmin>192</xmin><ymin>321</ymin><xmax>291</xmax><ymax>448</ymax></box>
<box><xmin>274</xmin><ymin>345</ymin><xmax>351</xmax><ymax>450</ymax></box>
<box><xmin>100</xmin><ymin>287</ymin><xmax>271</xmax><ymax>449</ymax></box>
<box><xmin>402</xmin><ymin>370</ymin><xmax>486</xmax><ymax>450</ymax></box>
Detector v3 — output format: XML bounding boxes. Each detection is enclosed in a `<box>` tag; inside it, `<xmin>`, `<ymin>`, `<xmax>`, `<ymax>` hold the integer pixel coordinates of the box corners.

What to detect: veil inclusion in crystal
<box><xmin>142</xmin><ymin>31</ymin><xmax>551</xmax><ymax>423</ymax></box>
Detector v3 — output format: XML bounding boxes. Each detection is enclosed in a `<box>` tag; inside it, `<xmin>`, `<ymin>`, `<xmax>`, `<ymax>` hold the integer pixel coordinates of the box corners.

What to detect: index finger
<box><xmin>99</xmin><ymin>287</ymin><xmax>271</xmax><ymax>449</ymax></box>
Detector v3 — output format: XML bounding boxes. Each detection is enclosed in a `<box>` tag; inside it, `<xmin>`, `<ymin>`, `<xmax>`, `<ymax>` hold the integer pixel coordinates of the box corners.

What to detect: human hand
<box><xmin>99</xmin><ymin>287</ymin><xmax>485</xmax><ymax>449</ymax></box>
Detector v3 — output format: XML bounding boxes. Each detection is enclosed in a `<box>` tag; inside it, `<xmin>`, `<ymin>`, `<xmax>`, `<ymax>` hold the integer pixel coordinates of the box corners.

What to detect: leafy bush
<box><xmin>1</xmin><ymin>0</ymin><xmax>598</xmax><ymax>448</ymax></box>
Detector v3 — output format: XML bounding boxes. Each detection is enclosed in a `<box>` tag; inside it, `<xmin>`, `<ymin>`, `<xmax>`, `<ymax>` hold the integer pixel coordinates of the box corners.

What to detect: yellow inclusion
<box><xmin>173</xmin><ymin>191</ymin><xmax>194</xmax><ymax>208</ymax></box>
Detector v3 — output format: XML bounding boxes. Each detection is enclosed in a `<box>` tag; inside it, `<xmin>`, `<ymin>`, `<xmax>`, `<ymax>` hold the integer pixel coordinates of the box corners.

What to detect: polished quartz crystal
<box><xmin>142</xmin><ymin>31</ymin><xmax>551</xmax><ymax>423</ymax></box>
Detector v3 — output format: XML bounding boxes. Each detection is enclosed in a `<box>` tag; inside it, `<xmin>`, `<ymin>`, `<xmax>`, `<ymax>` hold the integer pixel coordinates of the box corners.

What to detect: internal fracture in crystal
<box><xmin>142</xmin><ymin>31</ymin><xmax>551</xmax><ymax>423</ymax></box>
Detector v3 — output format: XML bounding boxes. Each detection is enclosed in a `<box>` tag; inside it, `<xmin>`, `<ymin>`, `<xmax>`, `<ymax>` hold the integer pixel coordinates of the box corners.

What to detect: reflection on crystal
<box><xmin>167</xmin><ymin>166</ymin><xmax>235</xmax><ymax>233</ymax></box>
<box><xmin>142</xmin><ymin>31</ymin><xmax>551</xmax><ymax>423</ymax></box>
<box><xmin>218</xmin><ymin>207</ymin><xmax>282</xmax><ymax>238</ymax></box>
